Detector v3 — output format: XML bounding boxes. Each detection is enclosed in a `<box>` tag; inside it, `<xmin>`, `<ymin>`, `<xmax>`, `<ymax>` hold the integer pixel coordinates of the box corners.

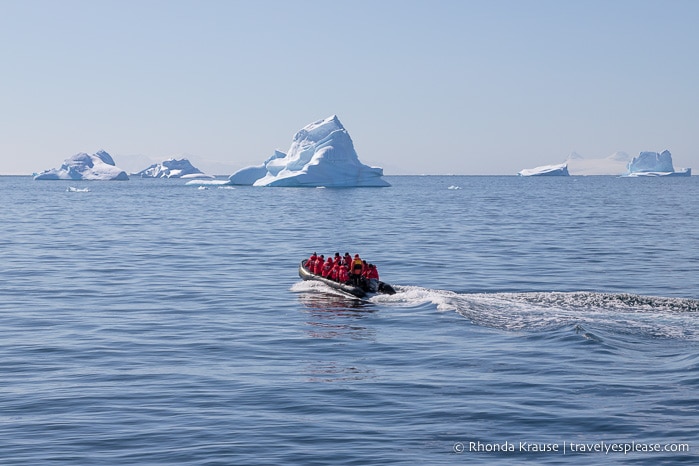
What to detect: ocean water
<box><xmin>1</xmin><ymin>175</ymin><xmax>697</xmax><ymax>465</ymax></box>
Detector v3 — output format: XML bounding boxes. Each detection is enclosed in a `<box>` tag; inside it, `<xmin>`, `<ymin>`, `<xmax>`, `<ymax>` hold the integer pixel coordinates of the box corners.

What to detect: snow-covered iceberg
<box><xmin>34</xmin><ymin>150</ymin><xmax>129</xmax><ymax>180</ymax></box>
<box><xmin>228</xmin><ymin>150</ymin><xmax>286</xmax><ymax>185</ymax></box>
<box><xmin>228</xmin><ymin>115</ymin><xmax>390</xmax><ymax>187</ymax></box>
<box><xmin>625</xmin><ymin>150</ymin><xmax>691</xmax><ymax>177</ymax></box>
<box><xmin>518</xmin><ymin>163</ymin><xmax>570</xmax><ymax>177</ymax></box>
<box><xmin>134</xmin><ymin>158</ymin><xmax>212</xmax><ymax>178</ymax></box>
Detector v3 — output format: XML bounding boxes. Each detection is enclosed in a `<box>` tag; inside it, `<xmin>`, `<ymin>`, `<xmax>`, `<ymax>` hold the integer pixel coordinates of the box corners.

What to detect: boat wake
<box><xmin>370</xmin><ymin>286</ymin><xmax>699</xmax><ymax>341</ymax></box>
<box><xmin>292</xmin><ymin>280</ymin><xmax>699</xmax><ymax>340</ymax></box>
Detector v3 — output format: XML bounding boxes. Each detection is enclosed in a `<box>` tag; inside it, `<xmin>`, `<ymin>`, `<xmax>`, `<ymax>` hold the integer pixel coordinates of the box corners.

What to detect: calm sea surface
<box><xmin>1</xmin><ymin>175</ymin><xmax>698</xmax><ymax>465</ymax></box>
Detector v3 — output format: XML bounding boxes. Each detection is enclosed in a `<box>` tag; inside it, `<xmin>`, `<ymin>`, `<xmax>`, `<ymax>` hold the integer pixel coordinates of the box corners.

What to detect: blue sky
<box><xmin>1</xmin><ymin>0</ymin><xmax>697</xmax><ymax>175</ymax></box>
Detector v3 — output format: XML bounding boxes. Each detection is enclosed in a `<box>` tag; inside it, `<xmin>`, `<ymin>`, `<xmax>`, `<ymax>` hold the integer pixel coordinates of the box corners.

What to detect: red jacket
<box><xmin>322</xmin><ymin>259</ymin><xmax>333</xmax><ymax>277</ymax></box>
<box><xmin>338</xmin><ymin>265</ymin><xmax>349</xmax><ymax>283</ymax></box>
<box><xmin>314</xmin><ymin>257</ymin><xmax>325</xmax><ymax>275</ymax></box>
<box><xmin>306</xmin><ymin>255</ymin><xmax>317</xmax><ymax>271</ymax></box>
<box><xmin>331</xmin><ymin>263</ymin><xmax>340</xmax><ymax>281</ymax></box>
<box><xmin>366</xmin><ymin>265</ymin><xmax>379</xmax><ymax>280</ymax></box>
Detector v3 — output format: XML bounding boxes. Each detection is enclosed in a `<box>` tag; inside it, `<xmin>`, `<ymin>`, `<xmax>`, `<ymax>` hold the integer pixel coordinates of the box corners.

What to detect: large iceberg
<box><xmin>625</xmin><ymin>150</ymin><xmax>691</xmax><ymax>177</ymax></box>
<box><xmin>518</xmin><ymin>163</ymin><xmax>570</xmax><ymax>177</ymax></box>
<box><xmin>228</xmin><ymin>115</ymin><xmax>390</xmax><ymax>187</ymax></box>
<box><xmin>34</xmin><ymin>150</ymin><xmax>129</xmax><ymax>180</ymax></box>
<box><xmin>134</xmin><ymin>158</ymin><xmax>212</xmax><ymax>178</ymax></box>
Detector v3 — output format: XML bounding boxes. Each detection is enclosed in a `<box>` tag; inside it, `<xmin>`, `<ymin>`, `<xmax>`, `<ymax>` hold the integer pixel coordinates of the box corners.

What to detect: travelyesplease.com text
<box><xmin>453</xmin><ymin>440</ymin><xmax>690</xmax><ymax>455</ymax></box>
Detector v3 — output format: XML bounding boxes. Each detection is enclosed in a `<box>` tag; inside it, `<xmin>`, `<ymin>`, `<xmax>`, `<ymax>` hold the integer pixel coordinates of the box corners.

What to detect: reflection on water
<box><xmin>298</xmin><ymin>292</ymin><xmax>372</xmax><ymax>312</ymax></box>
<box><xmin>299</xmin><ymin>294</ymin><xmax>376</xmax><ymax>340</ymax></box>
<box><xmin>298</xmin><ymin>292</ymin><xmax>377</xmax><ymax>382</ymax></box>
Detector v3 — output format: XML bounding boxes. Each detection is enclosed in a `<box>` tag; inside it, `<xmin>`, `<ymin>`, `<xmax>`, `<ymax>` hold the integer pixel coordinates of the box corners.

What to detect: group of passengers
<box><xmin>305</xmin><ymin>252</ymin><xmax>380</xmax><ymax>289</ymax></box>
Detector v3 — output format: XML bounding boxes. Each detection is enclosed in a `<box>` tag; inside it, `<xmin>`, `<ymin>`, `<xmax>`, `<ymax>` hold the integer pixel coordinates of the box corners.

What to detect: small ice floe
<box><xmin>197</xmin><ymin>185</ymin><xmax>208</xmax><ymax>190</ymax></box>
<box><xmin>447</xmin><ymin>185</ymin><xmax>461</xmax><ymax>190</ymax></box>
<box><xmin>185</xmin><ymin>179</ymin><xmax>228</xmax><ymax>187</ymax></box>
<box><xmin>67</xmin><ymin>186</ymin><xmax>90</xmax><ymax>192</ymax></box>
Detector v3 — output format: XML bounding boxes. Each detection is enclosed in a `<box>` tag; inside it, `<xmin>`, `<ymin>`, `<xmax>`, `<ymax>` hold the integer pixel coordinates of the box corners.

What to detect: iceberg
<box><xmin>625</xmin><ymin>150</ymin><xmax>691</xmax><ymax>177</ymax></box>
<box><xmin>228</xmin><ymin>115</ymin><xmax>390</xmax><ymax>187</ymax></box>
<box><xmin>518</xmin><ymin>163</ymin><xmax>570</xmax><ymax>177</ymax></box>
<box><xmin>34</xmin><ymin>150</ymin><xmax>129</xmax><ymax>180</ymax></box>
<box><xmin>228</xmin><ymin>150</ymin><xmax>286</xmax><ymax>185</ymax></box>
<box><xmin>134</xmin><ymin>158</ymin><xmax>212</xmax><ymax>179</ymax></box>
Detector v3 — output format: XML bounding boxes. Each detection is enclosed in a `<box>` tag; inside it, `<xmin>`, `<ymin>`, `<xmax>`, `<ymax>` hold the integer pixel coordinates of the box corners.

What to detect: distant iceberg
<box><xmin>228</xmin><ymin>115</ymin><xmax>390</xmax><ymax>187</ymax></box>
<box><xmin>34</xmin><ymin>150</ymin><xmax>129</xmax><ymax>181</ymax></box>
<box><xmin>518</xmin><ymin>163</ymin><xmax>570</xmax><ymax>177</ymax></box>
<box><xmin>134</xmin><ymin>158</ymin><xmax>212</xmax><ymax>179</ymax></box>
<box><xmin>625</xmin><ymin>150</ymin><xmax>691</xmax><ymax>177</ymax></box>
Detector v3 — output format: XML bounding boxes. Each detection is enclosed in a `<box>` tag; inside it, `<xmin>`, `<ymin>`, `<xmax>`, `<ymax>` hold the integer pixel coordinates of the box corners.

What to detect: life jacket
<box><xmin>352</xmin><ymin>258</ymin><xmax>363</xmax><ymax>274</ymax></box>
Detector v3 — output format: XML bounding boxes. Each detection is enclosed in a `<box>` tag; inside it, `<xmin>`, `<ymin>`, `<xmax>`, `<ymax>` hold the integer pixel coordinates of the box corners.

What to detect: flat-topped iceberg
<box><xmin>134</xmin><ymin>158</ymin><xmax>212</xmax><ymax>178</ymax></box>
<box><xmin>625</xmin><ymin>150</ymin><xmax>691</xmax><ymax>177</ymax></box>
<box><xmin>228</xmin><ymin>115</ymin><xmax>390</xmax><ymax>187</ymax></box>
<box><xmin>34</xmin><ymin>150</ymin><xmax>129</xmax><ymax>180</ymax></box>
<box><xmin>518</xmin><ymin>163</ymin><xmax>569</xmax><ymax>177</ymax></box>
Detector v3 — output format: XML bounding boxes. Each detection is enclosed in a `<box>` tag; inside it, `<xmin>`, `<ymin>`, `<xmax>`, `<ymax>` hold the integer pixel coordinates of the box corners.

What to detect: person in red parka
<box><xmin>314</xmin><ymin>255</ymin><xmax>325</xmax><ymax>275</ymax></box>
<box><xmin>338</xmin><ymin>263</ymin><xmax>349</xmax><ymax>283</ymax></box>
<box><xmin>321</xmin><ymin>257</ymin><xmax>333</xmax><ymax>277</ymax></box>
<box><xmin>306</xmin><ymin>252</ymin><xmax>317</xmax><ymax>271</ymax></box>
<box><xmin>365</xmin><ymin>263</ymin><xmax>380</xmax><ymax>292</ymax></box>
<box><xmin>330</xmin><ymin>261</ymin><xmax>341</xmax><ymax>281</ymax></box>
<box><xmin>366</xmin><ymin>264</ymin><xmax>379</xmax><ymax>280</ymax></box>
